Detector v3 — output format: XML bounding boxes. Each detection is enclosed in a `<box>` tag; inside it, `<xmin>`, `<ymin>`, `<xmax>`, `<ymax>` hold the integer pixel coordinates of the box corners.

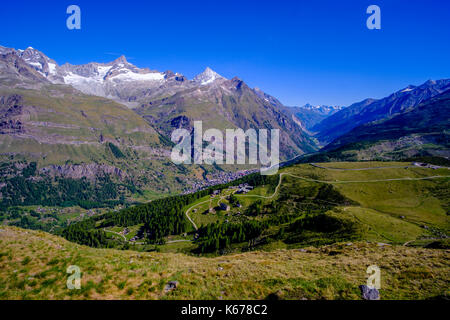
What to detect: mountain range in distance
<box><xmin>312</xmin><ymin>79</ymin><xmax>450</xmax><ymax>145</ymax></box>
<box><xmin>1</xmin><ymin>44</ymin><xmax>449</xmax><ymax>182</ymax></box>
<box><xmin>285</xmin><ymin>104</ymin><xmax>344</xmax><ymax>131</ymax></box>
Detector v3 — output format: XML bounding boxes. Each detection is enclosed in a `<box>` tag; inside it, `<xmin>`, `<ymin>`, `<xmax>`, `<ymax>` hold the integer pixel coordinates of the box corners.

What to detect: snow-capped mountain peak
<box><xmin>111</xmin><ymin>55</ymin><xmax>129</xmax><ymax>65</ymax></box>
<box><xmin>193</xmin><ymin>67</ymin><xmax>225</xmax><ymax>85</ymax></box>
<box><xmin>0</xmin><ymin>45</ymin><xmax>237</xmax><ymax>107</ymax></box>
<box><xmin>300</xmin><ymin>104</ymin><xmax>343</xmax><ymax>114</ymax></box>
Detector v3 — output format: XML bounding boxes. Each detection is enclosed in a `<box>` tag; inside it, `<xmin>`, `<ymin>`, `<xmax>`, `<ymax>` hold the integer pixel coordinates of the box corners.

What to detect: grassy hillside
<box><xmin>1</xmin><ymin>161</ymin><xmax>449</xmax><ymax>300</ymax></box>
<box><xmin>0</xmin><ymin>226</ymin><xmax>448</xmax><ymax>300</ymax></box>
<box><xmin>320</xmin><ymin>90</ymin><xmax>450</xmax><ymax>160</ymax></box>
<box><xmin>56</xmin><ymin>161</ymin><xmax>449</xmax><ymax>255</ymax></box>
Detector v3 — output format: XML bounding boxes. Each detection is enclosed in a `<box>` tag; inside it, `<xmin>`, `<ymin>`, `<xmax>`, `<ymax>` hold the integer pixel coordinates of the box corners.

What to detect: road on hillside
<box><xmin>310</xmin><ymin>163</ymin><xmax>413</xmax><ymax>171</ymax></box>
<box><xmin>103</xmin><ymin>228</ymin><xmax>127</xmax><ymax>241</ymax></box>
<box><xmin>184</xmin><ymin>165</ymin><xmax>450</xmax><ymax>241</ymax></box>
<box><xmin>185</xmin><ymin>191</ymin><xmax>231</xmax><ymax>231</ymax></box>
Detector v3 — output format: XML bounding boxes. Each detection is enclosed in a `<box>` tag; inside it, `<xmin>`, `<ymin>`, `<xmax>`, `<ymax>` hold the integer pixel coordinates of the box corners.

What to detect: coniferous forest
<box><xmin>60</xmin><ymin>172</ymin><xmax>280</xmax><ymax>250</ymax></box>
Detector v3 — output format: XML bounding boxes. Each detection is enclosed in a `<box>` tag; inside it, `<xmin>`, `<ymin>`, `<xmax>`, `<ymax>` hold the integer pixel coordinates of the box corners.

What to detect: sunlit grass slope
<box><xmin>0</xmin><ymin>226</ymin><xmax>448</xmax><ymax>300</ymax></box>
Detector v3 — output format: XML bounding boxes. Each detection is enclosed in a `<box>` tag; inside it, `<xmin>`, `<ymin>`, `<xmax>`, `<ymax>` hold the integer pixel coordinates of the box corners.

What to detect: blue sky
<box><xmin>1</xmin><ymin>0</ymin><xmax>449</xmax><ymax>106</ymax></box>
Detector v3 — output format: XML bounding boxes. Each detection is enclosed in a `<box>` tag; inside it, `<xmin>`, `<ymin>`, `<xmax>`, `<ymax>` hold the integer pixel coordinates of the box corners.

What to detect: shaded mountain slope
<box><xmin>312</xmin><ymin>79</ymin><xmax>450</xmax><ymax>144</ymax></box>
<box><xmin>324</xmin><ymin>89</ymin><xmax>450</xmax><ymax>154</ymax></box>
<box><xmin>135</xmin><ymin>77</ymin><xmax>318</xmax><ymax>159</ymax></box>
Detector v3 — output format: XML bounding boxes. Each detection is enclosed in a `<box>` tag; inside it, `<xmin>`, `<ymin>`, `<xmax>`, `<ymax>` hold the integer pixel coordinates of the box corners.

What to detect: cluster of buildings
<box><xmin>235</xmin><ymin>183</ymin><xmax>254</xmax><ymax>194</ymax></box>
<box><xmin>182</xmin><ymin>169</ymin><xmax>258</xmax><ymax>194</ymax></box>
<box><xmin>412</xmin><ymin>162</ymin><xmax>446</xmax><ymax>170</ymax></box>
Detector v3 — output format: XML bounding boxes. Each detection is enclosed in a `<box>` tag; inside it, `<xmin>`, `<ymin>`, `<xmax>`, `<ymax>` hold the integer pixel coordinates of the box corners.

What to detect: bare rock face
<box><xmin>0</xmin><ymin>52</ymin><xmax>50</xmax><ymax>84</ymax></box>
<box><xmin>40</xmin><ymin>163</ymin><xmax>127</xmax><ymax>180</ymax></box>
<box><xmin>359</xmin><ymin>285</ymin><xmax>380</xmax><ymax>300</ymax></box>
<box><xmin>0</xmin><ymin>94</ymin><xmax>26</xmax><ymax>134</ymax></box>
<box><xmin>170</xmin><ymin>115</ymin><xmax>190</xmax><ymax>129</ymax></box>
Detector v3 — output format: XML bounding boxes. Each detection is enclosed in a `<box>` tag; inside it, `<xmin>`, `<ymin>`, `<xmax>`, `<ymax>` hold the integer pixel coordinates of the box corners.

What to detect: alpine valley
<box><xmin>0</xmin><ymin>45</ymin><xmax>316</xmax><ymax>215</ymax></box>
<box><xmin>0</xmin><ymin>45</ymin><xmax>449</xmax><ymax>301</ymax></box>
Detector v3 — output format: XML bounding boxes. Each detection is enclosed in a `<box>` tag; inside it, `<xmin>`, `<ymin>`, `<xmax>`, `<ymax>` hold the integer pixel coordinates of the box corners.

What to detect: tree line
<box><xmin>195</xmin><ymin>220</ymin><xmax>268</xmax><ymax>253</ymax></box>
<box><xmin>60</xmin><ymin>171</ymin><xmax>279</xmax><ymax>247</ymax></box>
<box><xmin>1</xmin><ymin>172</ymin><xmax>131</xmax><ymax>209</ymax></box>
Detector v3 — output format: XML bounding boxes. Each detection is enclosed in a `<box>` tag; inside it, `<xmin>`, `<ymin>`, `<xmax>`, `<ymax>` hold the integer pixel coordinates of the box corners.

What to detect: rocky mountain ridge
<box><xmin>0</xmin><ymin>45</ymin><xmax>233</xmax><ymax>107</ymax></box>
<box><xmin>312</xmin><ymin>79</ymin><xmax>450</xmax><ymax>144</ymax></box>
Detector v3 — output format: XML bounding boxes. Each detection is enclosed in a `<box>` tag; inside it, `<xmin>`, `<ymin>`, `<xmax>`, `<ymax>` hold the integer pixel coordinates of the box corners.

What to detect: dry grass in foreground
<box><xmin>0</xmin><ymin>226</ymin><xmax>448</xmax><ymax>300</ymax></box>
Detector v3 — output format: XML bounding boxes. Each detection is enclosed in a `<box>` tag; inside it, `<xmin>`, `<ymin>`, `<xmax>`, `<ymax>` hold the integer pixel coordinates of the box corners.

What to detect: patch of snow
<box><xmin>110</xmin><ymin>70</ymin><xmax>164</xmax><ymax>82</ymax></box>
<box><xmin>48</xmin><ymin>63</ymin><xmax>57</xmax><ymax>75</ymax></box>
<box><xmin>401</xmin><ymin>87</ymin><xmax>414</xmax><ymax>93</ymax></box>
<box><xmin>28</xmin><ymin>62</ymin><xmax>42</xmax><ymax>68</ymax></box>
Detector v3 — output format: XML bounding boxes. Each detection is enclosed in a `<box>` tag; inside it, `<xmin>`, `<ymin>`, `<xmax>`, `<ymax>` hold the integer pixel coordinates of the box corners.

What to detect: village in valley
<box><xmin>205</xmin><ymin>183</ymin><xmax>254</xmax><ymax>215</ymax></box>
<box><xmin>102</xmin><ymin>182</ymin><xmax>258</xmax><ymax>249</ymax></box>
<box><xmin>181</xmin><ymin>169</ymin><xmax>259</xmax><ymax>195</ymax></box>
